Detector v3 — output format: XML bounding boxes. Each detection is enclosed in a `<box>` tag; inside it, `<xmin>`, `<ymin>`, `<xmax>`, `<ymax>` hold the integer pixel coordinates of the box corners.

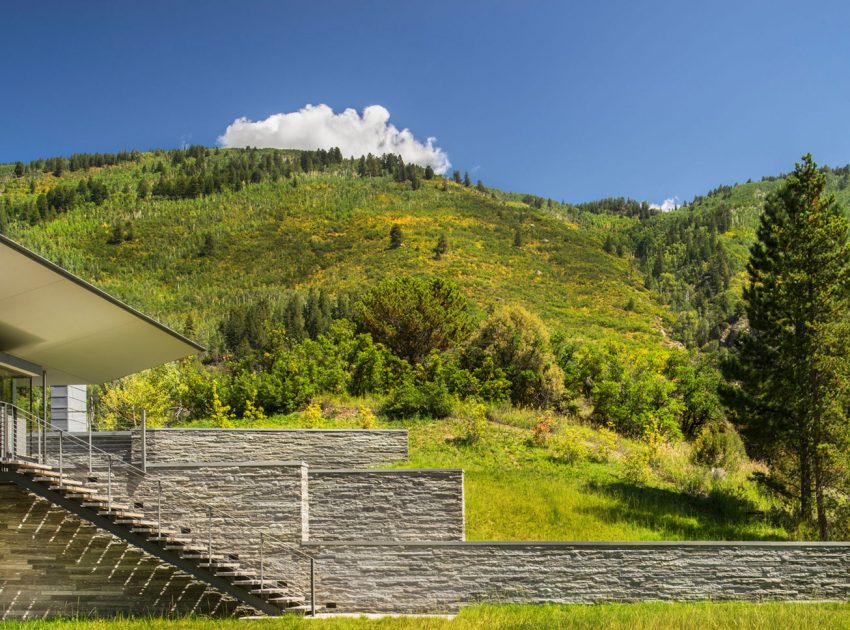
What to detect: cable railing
<box><xmin>0</xmin><ymin>401</ymin><xmax>316</xmax><ymax>615</ymax></box>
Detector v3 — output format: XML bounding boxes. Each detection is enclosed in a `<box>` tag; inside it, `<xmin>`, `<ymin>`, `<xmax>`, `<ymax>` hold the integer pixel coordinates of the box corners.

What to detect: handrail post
<box><xmin>310</xmin><ymin>557</ymin><xmax>315</xmax><ymax>617</ymax></box>
<box><xmin>107</xmin><ymin>455</ymin><xmax>113</xmax><ymax>511</ymax></box>
<box><xmin>36</xmin><ymin>407</ymin><xmax>41</xmax><ymax>464</ymax></box>
<box><xmin>140</xmin><ymin>409</ymin><xmax>147</xmax><ymax>474</ymax></box>
<box><xmin>260</xmin><ymin>532</ymin><xmax>264</xmax><ymax>587</ymax></box>
<box><xmin>58</xmin><ymin>429</ymin><xmax>63</xmax><ymax>479</ymax></box>
<box><xmin>157</xmin><ymin>480</ymin><xmax>162</xmax><ymax>537</ymax></box>
<box><xmin>9</xmin><ymin>406</ymin><xmax>14</xmax><ymax>460</ymax></box>
<box><xmin>41</xmin><ymin>370</ymin><xmax>47</xmax><ymax>465</ymax></box>
<box><xmin>207</xmin><ymin>507</ymin><xmax>213</xmax><ymax>565</ymax></box>
<box><xmin>88</xmin><ymin>411</ymin><xmax>93</xmax><ymax>474</ymax></box>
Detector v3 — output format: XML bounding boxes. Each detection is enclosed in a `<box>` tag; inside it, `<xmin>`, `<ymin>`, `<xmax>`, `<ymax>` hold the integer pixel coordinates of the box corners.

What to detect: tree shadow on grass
<box><xmin>579</xmin><ymin>479</ymin><xmax>786</xmax><ymax>541</ymax></box>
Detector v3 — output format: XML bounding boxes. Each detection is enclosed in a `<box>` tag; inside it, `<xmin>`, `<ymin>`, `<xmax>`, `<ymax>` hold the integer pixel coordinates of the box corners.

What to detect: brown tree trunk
<box><xmin>799</xmin><ymin>437</ymin><xmax>812</xmax><ymax>523</ymax></box>
<box><xmin>814</xmin><ymin>452</ymin><xmax>829</xmax><ymax>540</ymax></box>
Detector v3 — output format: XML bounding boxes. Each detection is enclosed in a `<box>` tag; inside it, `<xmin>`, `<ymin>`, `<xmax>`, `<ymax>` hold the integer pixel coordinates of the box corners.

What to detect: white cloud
<box><xmin>649</xmin><ymin>196</ymin><xmax>679</xmax><ymax>212</ymax></box>
<box><xmin>218</xmin><ymin>104</ymin><xmax>451</xmax><ymax>174</ymax></box>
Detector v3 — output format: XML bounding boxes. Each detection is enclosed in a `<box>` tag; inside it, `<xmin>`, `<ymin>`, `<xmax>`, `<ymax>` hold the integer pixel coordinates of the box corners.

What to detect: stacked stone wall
<box><xmin>308</xmin><ymin>469</ymin><xmax>464</xmax><ymax>542</ymax></box>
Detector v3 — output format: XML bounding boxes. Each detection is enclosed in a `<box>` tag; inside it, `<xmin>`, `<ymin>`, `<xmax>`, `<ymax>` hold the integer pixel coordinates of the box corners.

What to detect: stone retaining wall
<box><xmin>134</xmin><ymin>428</ymin><xmax>408</xmax><ymax>468</ymax></box>
<box><xmin>34</xmin><ymin>431</ymin><xmax>132</xmax><ymax>467</ymax></box>
<box><xmin>88</xmin><ymin>462</ymin><xmax>314</xmax><ymax>594</ymax></box>
<box><xmin>304</xmin><ymin>541</ymin><xmax>850</xmax><ymax>613</ymax></box>
<box><xmin>104</xmin><ymin>462</ymin><xmax>308</xmax><ymax>544</ymax></box>
<box><xmin>308</xmin><ymin>469</ymin><xmax>464</xmax><ymax>542</ymax></box>
<box><xmin>0</xmin><ymin>483</ymin><xmax>241</xmax><ymax>619</ymax></box>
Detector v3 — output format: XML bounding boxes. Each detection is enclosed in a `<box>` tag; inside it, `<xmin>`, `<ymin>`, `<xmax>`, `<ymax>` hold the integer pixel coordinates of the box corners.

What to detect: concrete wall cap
<box><xmin>138</xmin><ymin>428</ymin><xmax>408</xmax><ymax>434</ymax></box>
<box><xmin>147</xmin><ymin>460</ymin><xmax>308</xmax><ymax>469</ymax></box>
<box><xmin>301</xmin><ymin>539</ymin><xmax>850</xmax><ymax>549</ymax></box>
<box><xmin>310</xmin><ymin>468</ymin><xmax>463</xmax><ymax>474</ymax></box>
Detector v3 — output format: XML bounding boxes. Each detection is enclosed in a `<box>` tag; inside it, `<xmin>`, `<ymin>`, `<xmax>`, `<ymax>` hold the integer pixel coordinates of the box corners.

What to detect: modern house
<box><xmin>0</xmin><ymin>233</ymin><xmax>202</xmax><ymax>417</ymax></box>
<box><xmin>1</xmin><ymin>233</ymin><xmax>848</xmax><ymax>620</ymax></box>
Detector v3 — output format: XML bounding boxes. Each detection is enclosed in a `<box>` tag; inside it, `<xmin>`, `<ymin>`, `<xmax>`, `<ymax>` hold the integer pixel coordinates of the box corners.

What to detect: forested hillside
<box><xmin>5</xmin><ymin>146</ymin><xmax>850</xmax><ymax>541</ymax></box>
<box><xmin>1</xmin><ymin>148</ymin><xmax>659</xmax><ymax>349</ymax></box>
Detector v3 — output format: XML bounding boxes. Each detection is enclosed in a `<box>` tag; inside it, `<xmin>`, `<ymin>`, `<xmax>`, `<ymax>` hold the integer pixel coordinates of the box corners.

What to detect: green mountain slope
<box><xmin>629</xmin><ymin>164</ymin><xmax>850</xmax><ymax>347</ymax></box>
<box><xmin>0</xmin><ymin>149</ymin><xmax>664</xmax><ymax>353</ymax></box>
<box><xmin>1</xmin><ymin>147</ymin><xmax>813</xmax><ymax>541</ymax></box>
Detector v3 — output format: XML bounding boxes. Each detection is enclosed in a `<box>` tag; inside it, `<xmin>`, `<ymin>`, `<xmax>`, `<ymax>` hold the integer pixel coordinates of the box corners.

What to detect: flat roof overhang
<box><xmin>0</xmin><ymin>234</ymin><xmax>204</xmax><ymax>385</ymax></box>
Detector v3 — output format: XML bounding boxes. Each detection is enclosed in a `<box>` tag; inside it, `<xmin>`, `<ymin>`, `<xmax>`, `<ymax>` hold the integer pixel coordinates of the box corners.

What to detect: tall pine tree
<box><xmin>724</xmin><ymin>154</ymin><xmax>850</xmax><ymax>539</ymax></box>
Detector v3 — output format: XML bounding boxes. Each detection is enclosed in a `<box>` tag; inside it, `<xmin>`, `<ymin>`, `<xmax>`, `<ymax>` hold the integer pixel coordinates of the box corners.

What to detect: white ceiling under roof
<box><xmin>0</xmin><ymin>235</ymin><xmax>203</xmax><ymax>385</ymax></box>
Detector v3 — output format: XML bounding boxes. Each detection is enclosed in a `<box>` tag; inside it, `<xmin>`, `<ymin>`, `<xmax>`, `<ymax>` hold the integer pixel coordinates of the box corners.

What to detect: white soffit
<box><xmin>0</xmin><ymin>235</ymin><xmax>203</xmax><ymax>385</ymax></box>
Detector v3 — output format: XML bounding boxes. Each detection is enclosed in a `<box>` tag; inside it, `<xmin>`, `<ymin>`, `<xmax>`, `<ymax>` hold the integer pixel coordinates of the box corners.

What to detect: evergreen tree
<box><xmin>183</xmin><ymin>313</ymin><xmax>197</xmax><ymax>338</ymax></box>
<box><xmin>434</xmin><ymin>234</ymin><xmax>448</xmax><ymax>260</ymax></box>
<box><xmin>463</xmin><ymin>171</ymin><xmax>471</xmax><ymax>187</ymax></box>
<box><xmin>356</xmin><ymin>276</ymin><xmax>473</xmax><ymax>364</ymax></box>
<box><xmin>198</xmin><ymin>233</ymin><xmax>215</xmax><ymax>257</ymax></box>
<box><xmin>513</xmin><ymin>228</ymin><xmax>523</xmax><ymax>248</ymax></box>
<box><xmin>13</xmin><ymin>162</ymin><xmax>24</xmax><ymax>177</ymax></box>
<box><xmin>389</xmin><ymin>224</ymin><xmax>403</xmax><ymax>249</ymax></box>
<box><xmin>476</xmin><ymin>180</ymin><xmax>486</xmax><ymax>192</ymax></box>
<box><xmin>305</xmin><ymin>288</ymin><xmax>333</xmax><ymax>339</ymax></box>
<box><xmin>452</xmin><ymin>170</ymin><xmax>462</xmax><ymax>184</ymax></box>
<box><xmin>424</xmin><ymin>165</ymin><xmax>435</xmax><ymax>180</ymax></box>
<box><xmin>724</xmin><ymin>154</ymin><xmax>850</xmax><ymax>539</ymax></box>
<box><xmin>284</xmin><ymin>294</ymin><xmax>306</xmax><ymax>343</ymax></box>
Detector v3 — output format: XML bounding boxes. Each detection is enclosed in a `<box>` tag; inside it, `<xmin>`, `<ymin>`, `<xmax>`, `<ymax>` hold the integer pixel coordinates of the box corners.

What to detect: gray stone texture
<box><xmin>134</xmin><ymin>428</ymin><xmax>408</xmax><ymax>468</ymax></box>
<box><xmin>0</xmin><ymin>483</ymin><xmax>243</xmax><ymax>619</ymax></box>
<box><xmin>34</xmin><ymin>431</ymin><xmax>132</xmax><ymax>468</ymax></box>
<box><xmin>89</xmin><ymin>462</ymin><xmax>315</xmax><ymax>595</ymax></box>
<box><xmin>303</xmin><ymin>541</ymin><xmax>850</xmax><ymax>613</ymax></box>
<box><xmin>308</xmin><ymin>469</ymin><xmax>464</xmax><ymax>542</ymax></box>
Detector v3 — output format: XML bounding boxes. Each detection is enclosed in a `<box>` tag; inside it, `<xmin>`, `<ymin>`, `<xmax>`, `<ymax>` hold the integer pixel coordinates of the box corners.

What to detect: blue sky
<box><xmin>3</xmin><ymin>1</ymin><xmax>850</xmax><ymax>205</ymax></box>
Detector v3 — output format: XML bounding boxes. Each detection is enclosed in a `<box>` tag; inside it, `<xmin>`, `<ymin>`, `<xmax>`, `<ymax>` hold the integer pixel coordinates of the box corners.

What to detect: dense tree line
<box><xmin>630</xmin><ymin>203</ymin><xmax>736</xmax><ymax>347</ymax></box>
<box><xmin>1</xmin><ymin>176</ymin><xmax>111</xmax><ymax>227</ymax></box>
<box><xmin>575</xmin><ymin>197</ymin><xmax>659</xmax><ymax>220</ymax></box>
<box><xmin>14</xmin><ymin>150</ymin><xmax>142</xmax><ymax>178</ymax></box>
<box><xmin>2</xmin><ymin>146</ymin><xmax>445</xmax><ymax>234</ymax></box>
<box><xmin>122</xmin><ymin>273</ymin><xmax>724</xmax><ymax>447</ymax></box>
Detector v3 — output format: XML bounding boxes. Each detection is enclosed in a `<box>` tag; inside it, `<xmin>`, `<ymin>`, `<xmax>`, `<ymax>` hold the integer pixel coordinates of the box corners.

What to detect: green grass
<box><xmin>177</xmin><ymin>400</ymin><xmax>787</xmax><ymax>542</ymax></box>
<box><xmin>2</xmin><ymin>602</ymin><xmax>850</xmax><ymax>629</ymax></box>
<box><xmin>401</xmin><ymin>418</ymin><xmax>784</xmax><ymax>541</ymax></box>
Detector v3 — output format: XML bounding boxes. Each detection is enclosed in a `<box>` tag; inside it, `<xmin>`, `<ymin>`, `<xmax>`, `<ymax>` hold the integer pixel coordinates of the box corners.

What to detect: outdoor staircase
<box><xmin>0</xmin><ymin>459</ymin><xmax>317</xmax><ymax>617</ymax></box>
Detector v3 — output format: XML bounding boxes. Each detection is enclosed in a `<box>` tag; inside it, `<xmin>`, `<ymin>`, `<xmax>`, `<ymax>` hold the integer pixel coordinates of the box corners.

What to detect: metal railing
<box><xmin>0</xmin><ymin>401</ymin><xmax>317</xmax><ymax>616</ymax></box>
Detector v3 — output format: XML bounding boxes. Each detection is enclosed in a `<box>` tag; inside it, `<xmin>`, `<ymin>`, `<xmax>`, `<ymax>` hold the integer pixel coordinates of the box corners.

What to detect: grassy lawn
<box><xmin>181</xmin><ymin>401</ymin><xmax>788</xmax><ymax>542</ymax></box>
<box><xmin>402</xmin><ymin>416</ymin><xmax>785</xmax><ymax>541</ymax></box>
<box><xmin>2</xmin><ymin>602</ymin><xmax>850</xmax><ymax>629</ymax></box>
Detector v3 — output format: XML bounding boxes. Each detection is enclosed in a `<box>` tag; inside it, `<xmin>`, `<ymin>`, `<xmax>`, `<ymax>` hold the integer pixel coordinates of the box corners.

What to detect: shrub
<box><xmin>692</xmin><ymin>421</ymin><xmax>747</xmax><ymax>472</ymax></box>
<box><xmin>210</xmin><ymin>381</ymin><xmax>236</xmax><ymax>427</ymax></box>
<box><xmin>564</xmin><ymin>341</ymin><xmax>683</xmax><ymax>439</ymax></box>
<box><xmin>531</xmin><ymin>417</ymin><xmax>553</xmax><ymax>447</ymax></box>
<box><xmin>591</xmin><ymin>424</ymin><xmax>619</xmax><ymax>463</ymax></box>
<box><xmin>356</xmin><ymin>405</ymin><xmax>376</xmax><ymax>429</ymax></box>
<box><xmin>242</xmin><ymin>396</ymin><xmax>266</xmax><ymax>422</ymax></box>
<box><xmin>460</xmin><ymin>401</ymin><xmax>487</xmax><ymax>444</ymax></box>
<box><xmin>381</xmin><ymin>379</ymin><xmax>454</xmax><ymax>420</ymax></box>
<box><xmin>465</xmin><ymin>305</ymin><xmax>564</xmax><ymax>408</ymax></box>
<box><xmin>549</xmin><ymin>432</ymin><xmax>588</xmax><ymax>464</ymax></box>
<box><xmin>622</xmin><ymin>444</ymin><xmax>654</xmax><ymax>484</ymax></box>
<box><xmin>304</xmin><ymin>402</ymin><xmax>323</xmax><ymax>428</ymax></box>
